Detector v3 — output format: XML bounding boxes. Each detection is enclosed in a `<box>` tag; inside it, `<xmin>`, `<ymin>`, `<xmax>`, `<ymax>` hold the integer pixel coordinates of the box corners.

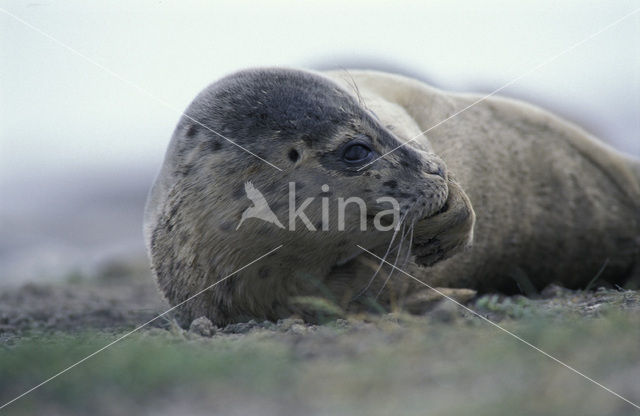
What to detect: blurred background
<box><xmin>1</xmin><ymin>0</ymin><xmax>639</xmax><ymax>284</ymax></box>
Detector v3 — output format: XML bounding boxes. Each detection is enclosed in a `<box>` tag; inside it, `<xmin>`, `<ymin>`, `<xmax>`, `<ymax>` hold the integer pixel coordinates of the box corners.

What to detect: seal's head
<box><xmin>144</xmin><ymin>68</ymin><xmax>474</xmax><ymax>324</ymax></box>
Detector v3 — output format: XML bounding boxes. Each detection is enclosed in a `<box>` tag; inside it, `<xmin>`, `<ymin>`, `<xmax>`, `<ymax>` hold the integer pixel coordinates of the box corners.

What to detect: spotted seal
<box><xmin>144</xmin><ymin>67</ymin><xmax>639</xmax><ymax>326</ymax></box>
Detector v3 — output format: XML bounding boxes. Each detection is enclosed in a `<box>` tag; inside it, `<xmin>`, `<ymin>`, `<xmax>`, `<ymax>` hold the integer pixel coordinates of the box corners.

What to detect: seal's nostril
<box><xmin>426</xmin><ymin>163</ymin><xmax>446</xmax><ymax>179</ymax></box>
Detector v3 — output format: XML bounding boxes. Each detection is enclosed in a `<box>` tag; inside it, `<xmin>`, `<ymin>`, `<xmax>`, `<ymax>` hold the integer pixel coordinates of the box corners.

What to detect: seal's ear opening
<box><xmin>412</xmin><ymin>180</ymin><xmax>475</xmax><ymax>267</ymax></box>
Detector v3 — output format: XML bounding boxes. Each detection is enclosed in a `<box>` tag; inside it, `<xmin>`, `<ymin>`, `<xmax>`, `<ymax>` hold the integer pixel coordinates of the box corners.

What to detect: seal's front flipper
<box><xmin>412</xmin><ymin>180</ymin><xmax>475</xmax><ymax>267</ymax></box>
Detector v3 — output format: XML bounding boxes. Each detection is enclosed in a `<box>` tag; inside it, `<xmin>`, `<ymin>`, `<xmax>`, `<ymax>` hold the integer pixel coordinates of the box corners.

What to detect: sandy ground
<box><xmin>1</xmin><ymin>266</ymin><xmax>639</xmax><ymax>415</ymax></box>
<box><xmin>1</xmin><ymin>273</ymin><xmax>638</xmax><ymax>341</ymax></box>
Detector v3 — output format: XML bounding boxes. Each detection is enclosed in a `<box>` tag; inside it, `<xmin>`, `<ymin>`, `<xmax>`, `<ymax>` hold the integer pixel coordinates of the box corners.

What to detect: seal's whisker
<box><xmin>353</xmin><ymin>209</ymin><xmax>410</xmax><ymax>300</ymax></box>
<box><xmin>375</xmin><ymin>200</ymin><xmax>420</xmax><ymax>300</ymax></box>
<box><xmin>375</xmin><ymin>222</ymin><xmax>409</xmax><ymax>299</ymax></box>
<box><xmin>342</xmin><ymin>69</ymin><xmax>367</xmax><ymax>109</ymax></box>
<box><xmin>355</xmin><ymin>221</ymin><xmax>401</xmax><ymax>298</ymax></box>
<box><xmin>401</xmin><ymin>221</ymin><xmax>415</xmax><ymax>270</ymax></box>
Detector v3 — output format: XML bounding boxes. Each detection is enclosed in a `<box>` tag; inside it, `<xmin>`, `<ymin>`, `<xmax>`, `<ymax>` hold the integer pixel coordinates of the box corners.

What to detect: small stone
<box><xmin>221</xmin><ymin>320</ymin><xmax>259</xmax><ymax>334</ymax></box>
<box><xmin>260</xmin><ymin>320</ymin><xmax>277</xmax><ymax>331</ymax></box>
<box><xmin>334</xmin><ymin>318</ymin><xmax>349</xmax><ymax>328</ymax></box>
<box><xmin>541</xmin><ymin>284</ymin><xmax>567</xmax><ymax>298</ymax></box>
<box><xmin>276</xmin><ymin>318</ymin><xmax>304</xmax><ymax>331</ymax></box>
<box><xmin>289</xmin><ymin>324</ymin><xmax>307</xmax><ymax>335</ymax></box>
<box><xmin>189</xmin><ymin>316</ymin><xmax>215</xmax><ymax>337</ymax></box>
<box><xmin>429</xmin><ymin>300</ymin><xmax>460</xmax><ymax>323</ymax></box>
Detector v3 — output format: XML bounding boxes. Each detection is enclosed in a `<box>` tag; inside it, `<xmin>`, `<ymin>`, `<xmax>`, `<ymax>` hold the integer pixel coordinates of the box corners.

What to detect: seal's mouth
<box><xmin>363</xmin><ymin>178</ymin><xmax>452</xmax><ymax>229</ymax></box>
<box><xmin>431</xmin><ymin>200</ymin><xmax>450</xmax><ymax>217</ymax></box>
<box><xmin>410</xmin><ymin>183</ymin><xmax>450</xmax><ymax>223</ymax></box>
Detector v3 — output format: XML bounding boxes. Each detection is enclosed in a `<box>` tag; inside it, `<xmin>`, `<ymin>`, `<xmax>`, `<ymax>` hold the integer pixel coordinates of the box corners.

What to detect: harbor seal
<box><xmin>144</xmin><ymin>67</ymin><xmax>640</xmax><ymax>326</ymax></box>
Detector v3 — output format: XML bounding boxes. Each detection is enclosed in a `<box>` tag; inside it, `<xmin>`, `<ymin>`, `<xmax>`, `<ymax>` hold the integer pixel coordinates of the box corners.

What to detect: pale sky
<box><xmin>1</xmin><ymin>0</ymin><xmax>639</xmax><ymax>183</ymax></box>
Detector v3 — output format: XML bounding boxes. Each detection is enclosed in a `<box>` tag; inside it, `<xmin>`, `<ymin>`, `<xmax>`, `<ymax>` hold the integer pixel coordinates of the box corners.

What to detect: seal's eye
<box><xmin>342</xmin><ymin>143</ymin><xmax>372</xmax><ymax>164</ymax></box>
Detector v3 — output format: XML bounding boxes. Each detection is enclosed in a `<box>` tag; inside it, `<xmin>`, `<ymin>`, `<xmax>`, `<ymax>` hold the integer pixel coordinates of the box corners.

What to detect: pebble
<box><xmin>188</xmin><ymin>316</ymin><xmax>215</xmax><ymax>337</ymax></box>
